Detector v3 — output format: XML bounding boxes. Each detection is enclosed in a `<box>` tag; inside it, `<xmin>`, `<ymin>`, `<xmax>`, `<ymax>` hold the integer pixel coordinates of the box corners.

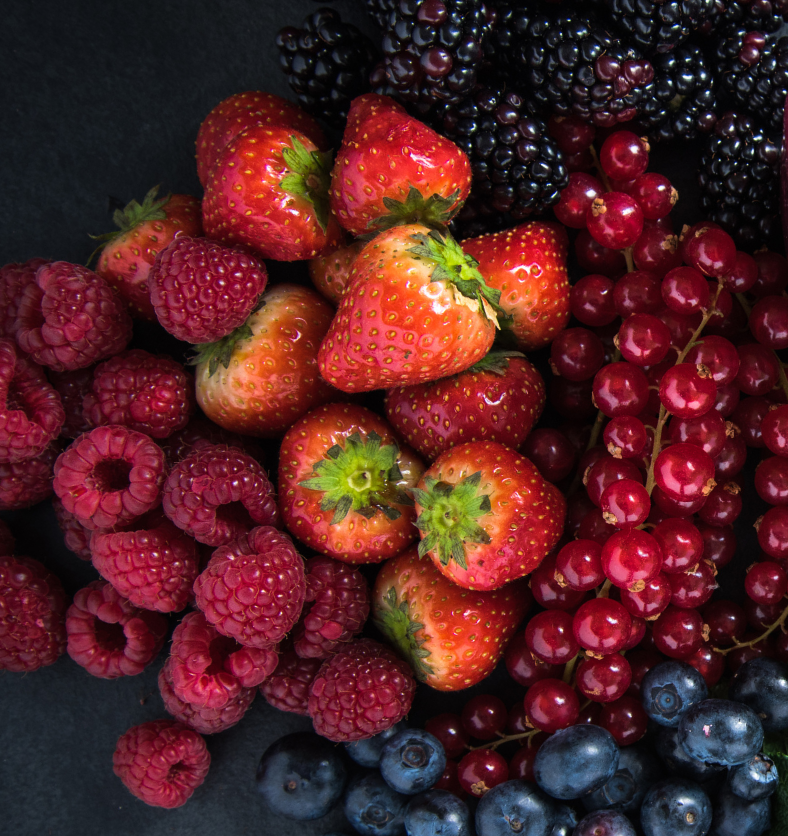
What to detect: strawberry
<box><xmin>371</xmin><ymin>546</ymin><xmax>531</xmax><ymax>691</ymax></box>
<box><xmin>413</xmin><ymin>440</ymin><xmax>566</xmax><ymax>591</ymax></box>
<box><xmin>196</xmin><ymin>91</ymin><xmax>326</xmax><ymax>187</ymax></box>
<box><xmin>461</xmin><ymin>221</ymin><xmax>571</xmax><ymax>351</ymax></box>
<box><xmin>278</xmin><ymin>402</ymin><xmax>425</xmax><ymax>564</ymax></box>
<box><xmin>308</xmin><ymin>239</ymin><xmax>365</xmax><ymax>305</ymax></box>
<box><xmin>329</xmin><ymin>94</ymin><xmax>472</xmax><ymax>236</ymax></box>
<box><xmin>318</xmin><ymin>224</ymin><xmax>501</xmax><ymax>393</ymax></box>
<box><xmin>194</xmin><ymin>283</ymin><xmax>338</xmax><ymax>438</ymax></box>
<box><xmin>202</xmin><ymin>125</ymin><xmax>343</xmax><ymax>261</ymax></box>
<box><xmin>384</xmin><ymin>351</ymin><xmax>546</xmax><ymax>462</ymax></box>
<box><xmin>92</xmin><ymin>187</ymin><xmax>202</xmax><ymax>321</ymax></box>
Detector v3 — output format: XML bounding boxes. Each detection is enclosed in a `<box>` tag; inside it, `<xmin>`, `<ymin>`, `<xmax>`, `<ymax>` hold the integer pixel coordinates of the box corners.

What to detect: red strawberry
<box><xmin>202</xmin><ymin>125</ymin><xmax>343</xmax><ymax>261</ymax></box>
<box><xmin>308</xmin><ymin>239</ymin><xmax>365</xmax><ymax>305</ymax></box>
<box><xmin>318</xmin><ymin>224</ymin><xmax>501</xmax><ymax>393</ymax></box>
<box><xmin>384</xmin><ymin>351</ymin><xmax>546</xmax><ymax>462</ymax></box>
<box><xmin>461</xmin><ymin>221</ymin><xmax>571</xmax><ymax>351</ymax></box>
<box><xmin>278</xmin><ymin>402</ymin><xmax>425</xmax><ymax>564</ymax></box>
<box><xmin>372</xmin><ymin>546</ymin><xmax>531</xmax><ymax>691</ymax></box>
<box><xmin>194</xmin><ymin>283</ymin><xmax>338</xmax><ymax>437</ymax></box>
<box><xmin>93</xmin><ymin>187</ymin><xmax>202</xmax><ymax>321</ymax></box>
<box><xmin>413</xmin><ymin>440</ymin><xmax>566</xmax><ymax>591</ymax></box>
<box><xmin>329</xmin><ymin>94</ymin><xmax>471</xmax><ymax>236</ymax></box>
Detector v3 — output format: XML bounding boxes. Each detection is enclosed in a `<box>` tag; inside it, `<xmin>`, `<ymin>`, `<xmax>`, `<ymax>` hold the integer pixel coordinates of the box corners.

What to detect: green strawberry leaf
<box><xmin>187</xmin><ymin>297</ymin><xmax>265</xmax><ymax>376</ymax></box>
<box><xmin>280</xmin><ymin>136</ymin><xmax>333</xmax><ymax>233</ymax></box>
<box><xmin>464</xmin><ymin>351</ymin><xmax>525</xmax><ymax>377</ymax></box>
<box><xmin>372</xmin><ymin>586</ymin><xmax>434</xmax><ymax>681</ymax></box>
<box><xmin>365</xmin><ymin>185</ymin><xmax>461</xmax><ymax>235</ymax></box>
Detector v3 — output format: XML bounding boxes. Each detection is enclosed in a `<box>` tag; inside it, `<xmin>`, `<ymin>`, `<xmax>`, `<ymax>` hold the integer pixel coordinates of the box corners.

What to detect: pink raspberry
<box><xmin>53</xmin><ymin>426</ymin><xmax>166</xmax><ymax>530</ymax></box>
<box><xmin>168</xmin><ymin>610</ymin><xmax>278</xmax><ymax>709</ymax></box>
<box><xmin>293</xmin><ymin>557</ymin><xmax>370</xmax><ymax>659</ymax></box>
<box><xmin>194</xmin><ymin>526</ymin><xmax>306</xmax><ymax>648</ymax></box>
<box><xmin>0</xmin><ymin>444</ymin><xmax>58</xmax><ymax>510</ymax></box>
<box><xmin>0</xmin><ymin>338</ymin><xmax>64</xmax><ymax>463</ymax></box>
<box><xmin>0</xmin><ymin>258</ymin><xmax>48</xmax><ymax>338</ymax></box>
<box><xmin>159</xmin><ymin>416</ymin><xmax>264</xmax><ymax>467</ymax></box>
<box><xmin>66</xmin><ymin>580</ymin><xmax>167</xmax><ymax>679</ymax></box>
<box><xmin>14</xmin><ymin>261</ymin><xmax>133</xmax><ymax>371</ymax></box>
<box><xmin>0</xmin><ymin>554</ymin><xmax>67</xmax><ymax>671</ymax></box>
<box><xmin>47</xmin><ymin>366</ymin><xmax>95</xmax><ymax>439</ymax></box>
<box><xmin>90</xmin><ymin>511</ymin><xmax>199</xmax><ymax>613</ymax></box>
<box><xmin>113</xmin><ymin>719</ymin><xmax>210</xmax><ymax>809</ymax></box>
<box><xmin>308</xmin><ymin>638</ymin><xmax>416</xmax><ymax>742</ymax></box>
<box><xmin>159</xmin><ymin>656</ymin><xmax>255</xmax><ymax>734</ymax></box>
<box><xmin>162</xmin><ymin>443</ymin><xmax>279</xmax><ymax>546</ymax></box>
<box><xmin>259</xmin><ymin>649</ymin><xmax>322</xmax><ymax>716</ymax></box>
<box><xmin>83</xmin><ymin>349</ymin><xmax>195</xmax><ymax>439</ymax></box>
<box><xmin>148</xmin><ymin>236</ymin><xmax>268</xmax><ymax>344</ymax></box>
<box><xmin>0</xmin><ymin>519</ymin><xmax>14</xmax><ymax>555</ymax></box>
<box><xmin>52</xmin><ymin>497</ymin><xmax>92</xmax><ymax>560</ymax></box>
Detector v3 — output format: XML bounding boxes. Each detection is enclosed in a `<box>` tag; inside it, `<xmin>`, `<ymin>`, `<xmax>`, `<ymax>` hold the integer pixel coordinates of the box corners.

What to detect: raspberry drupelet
<box><xmin>259</xmin><ymin>649</ymin><xmax>322</xmax><ymax>715</ymax></box>
<box><xmin>46</xmin><ymin>366</ymin><xmax>95</xmax><ymax>439</ymax></box>
<box><xmin>0</xmin><ymin>444</ymin><xmax>59</xmax><ymax>510</ymax></box>
<box><xmin>52</xmin><ymin>497</ymin><xmax>93</xmax><ymax>560</ymax></box>
<box><xmin>0</xmin><ymin>258</ymin><xmax>49</xmax><ymax>339</ymax></box>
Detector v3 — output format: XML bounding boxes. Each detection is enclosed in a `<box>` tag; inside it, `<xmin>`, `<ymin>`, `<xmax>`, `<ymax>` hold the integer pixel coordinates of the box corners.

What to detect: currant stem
<box><xmin>596</xmin><ymin>579</ymin><xmax>612</xmax><ymax>599</ymax></box>
<box><xmin>589</xmin><ymin>145</ymin><xmax>613</xmax><ymax>193</ymax></box>
<box><xmin>470</xmin><ymin>728</ymin><xmax>540</xmax><ymax>751</ymax></box>
<box><xmin>719</xmin><ymin>599</ymin><xmax>788</xmax><ymax>655</ymax></box>
<box><xmin>562</xmin><ymin>653</ymin><xmax>580</xmax><ymax>684</ymax></box>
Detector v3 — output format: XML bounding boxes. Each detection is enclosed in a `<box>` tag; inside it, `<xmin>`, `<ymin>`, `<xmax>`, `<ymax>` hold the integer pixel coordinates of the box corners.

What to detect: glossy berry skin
<box><xmin>592</xmin><ymin>362</ymin><xmax>649</xmax><ymax>418</ymax></box>
<box><xmin>727</xmin><ymin>754</ymin><xmax>779</xmax><ymax>801</ymax></box>
<box><xmin>600</xmin><ymin>132</ymin><xmax>649</xmax><ymax>181</ymax></box>
<box><xmin>586</xmin><ymin>192</ymin><xmax>644</xmax><ymax>249</ymax></box>
<box><xmin>750</xmin><ymin>295</ymin><xmax>788</xmax><ymax>349</ymax></box>
<box><xmin>424</xmin><ymin>715</ymin><xmax>468</xmax><ymax>761</ymax></box>
<box><xmin>617</xmin><ymin>314</ymin><xmax>671</xmax><ymax>366</ymax></box>
<box><xmin>461</xmin><ymin>695</ymin><xmax>508</xmax><ymax>740</ymax></box>
<box><xmin>652</xmin><ymin>606</ymin><xmax>705</xmax><ymax>659</ymax></box>
<box><xmin>601</xmin><ymin>528</ymin><xmax>662</xmax><ymax>587</ymax></box>
<box><xmin>379</xmin><ymin>729</ymin><xmax>447</xmax><ymax>795</ymax></box>
<box><xmin>659</xmin><ymin>365</ymin><xmax>716</xmax><ymax>419</ymax></box>
<box><xmin>678</xmin><ymin>699</ymin><xmax>764</xmax><ymax>767</ymax></box>
<box><xmin>474</xmin><ymin>779</ymin><xmax>558</xmax><ymax>835</ymax></box>
<box><xmin>654</xmin><ymin>443</ymin><xmax>715</xmax><ymax>502</ymax></box>
<box><xmin>457</xmin><ymin>749</ymin><xmax>509</xmax><ymax>798</ymax></box>
<box><xmin>525</xmin><ymin>610</ymin><xmax>579</xmax><ymax>665</ymax></box>
<box><xmin>600</xmin><ymin>480</ymin><xmax>651</xmax><ymax>529</ymax></box>
<box><xmin>639</xmin><ymin>778</ymin><xmax>712</xmax><ymax>836</ymax></box>
<box><xmin>729</xmin><ymin>657</ymin><xmax>788</xmax><ymax>733</ymax></box>
<box><xmin>575</xmin><ymin>810</ymin><xmax>636</xmax><ymax>836</ymax></box>
<box><xmin>344</xmin><ymin>772</ymin><xmax>409</xmax><ymax>836</ymax></box>
<box><xmin>554</xmin><ymin>539</ymin><xmax>604</xmax><ymax>591</ymax></box>
<box><xmin>640</xmin><ymin>661</ymin><xmax>708</xmax><ymax>728</ymax></box>
<box><xmin>344</xmin><ymin>721</ymin><xmax>408</xmax><ymax>769</ymax></box>
<box><xmin>523</xmin><ymin>678</ymin><xmax>580</xmax><ymax>733</ymax></box>
<box><xmin>582</xmin><ymin>745</ymin><xmax>662</xmax><ymax>815</ymax></box>
<box><xmin>711</xmin><ymin>787</ymin><xmax>772</xmax><ymax>836</ymax></box>
<box><xmin>554</xmin><ymin>172</ymin><xmax>603</xmax><ymax>228</ymax></box>
<box><xmin>576</xmin><ymin>654</ymin><xmax>632</xmax><ymax>704</ymax></box>
<box><xmin>255</xmin><ymin>731</ymin><xmax>347</xmax><ymax>820</ymax></box>
<box><xmin>405</xmin><ymin>790</ymin><xmax>472</xmax><ymax>836</ymax></box>
<box><xmin>573</xmin><ymin>598</ymin><xmax>632</xmax><ymax>655</ymax></box>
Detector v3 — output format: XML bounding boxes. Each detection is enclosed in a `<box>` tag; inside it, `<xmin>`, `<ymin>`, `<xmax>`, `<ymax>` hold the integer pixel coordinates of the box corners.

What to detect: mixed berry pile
<box><xmin>4</xmin><ymin>1</ymin><xmax>788</xmax><ymax>834</ymax></box>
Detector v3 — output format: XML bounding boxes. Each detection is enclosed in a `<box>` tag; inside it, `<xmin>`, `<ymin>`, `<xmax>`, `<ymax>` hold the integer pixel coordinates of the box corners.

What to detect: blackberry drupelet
<box><xmin>705</xmin><ymin>0</ymin><xmax>788</xmax><ymax>35</ymax></box>
<box><xmin>365</xmin><ymin>0</ymin><xmax>398</xmax><ymax>30</ymax></box>
<box><xmin>276</xmin><ymin>8</ymin><xmax>379</xmax><ymax>128</ymax></box>
<box><xmin>697</xmin><ymin>111</ymin><xmax>782</xmax><ymax>251</ymax></box>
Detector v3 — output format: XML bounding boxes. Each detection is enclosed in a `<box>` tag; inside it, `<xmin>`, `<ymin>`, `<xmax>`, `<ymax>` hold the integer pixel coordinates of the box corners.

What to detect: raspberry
<box><xmin>0</xmin><ymin>554</ymin><xmax>67</xmax><ymax>671</ymax></box>
<box><xmin>308</xmin><ymin>638</ymin><xmax>416</xmax><ymax>742</ymax></box>
<box><xmin>112</xmin><ymin>719</ymin><xmax>210</xmax><ymax>809</ymax></box>
<box><xmin>158</xmin><ymin>415</ymin><xmax>265</xmax><ymax>467</ymax></box>
<box><xmin>0</xmin><ymin>444</ymin><xmax>58</xmax><ymax>510</ymax></box>
<box><xmin>14</xmin><ymin>261</ymin><xmax>133</xmax><ymax>371</ymax></box>
<box><xmin>53</xmin><ymin>426</ymin><xmax>166</xmax><ymax>531</ymax></box>
<box><xmin>52</xmin><ymin>496</ymin><xmax>92</xmax><ymax>560</ymax></box>
<box><xmin>82</xmin><ymin>349</ymin><xmax>194</xmax><ymax>439</ymax></box>
<box><xmin>158</xmin><ymin>656</ymin><xmax>255</xmax><ymax>734</ymax></box>
<box><xmin>194</xmin><ymin>525</ymin><xmax>305</xmax><ymax>648</ymax></box>
<box><xmin>148</xmin><ymin>235</ymin><xmax>268</xmax><ymax>344</ymax></box>
<box><xmin>168</xmin><ymin>610</ymin><xmax>278</xmax><ymax>709</ymax></box>
<box><xmin>162</xmin><ymin>443</ymin><xmax>279</xmax><ymax>546</ymax></box>
<box><xmin>293</xmin><ymin>557</ymin><xmax>370</xmax><ymax>659</ymax></box>
<box><xmin>47</xmin><ymin>366</ymin><xmax>95</xmax><ymax>438</ymax></box>
<box><xmin>65</xmin><ymin>580</ymin><xmax>167</xmax><ymax>678</ymax></box>
<box><xmin>0</xmin><ymin>519</ymin><xmax>14</xmax><ymax>555</ymax></box>
<box><xmin>0</xmin><ymin>339</ymin><xmax>64</xmax><ymax>463</ymax></box>
<box><xmin>260</xmin><ymin>649</ymin><xmax>322</xmax><ymax>716</ymax></box>
<box><xmin>90</xmin><ymin>510</ymin><xmax>199</xmax><ymax>613</ymax></box>
<box><xmin>0</xmin><ymin>258</ymin><xmax>48</xmax><ymax>339</ymax></box>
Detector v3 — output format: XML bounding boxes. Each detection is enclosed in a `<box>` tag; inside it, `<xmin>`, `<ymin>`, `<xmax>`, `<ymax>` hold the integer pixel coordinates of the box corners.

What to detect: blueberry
<box><xmin>344</xmin><ymin>772</ymin><xmax>409</xmax><ymax>836</ymax></box>
<box><xmin>710</xmin><ymin>785</ymin><xmax>772</xmax><ymax>836</ymax></box>
<box><xmin>550</xmin><ymin>804</ymin><xmax>578</xmax><ymax>836</ymax></box>
<box><xmin>379</xmin><ymin>729</ymin><xmax>447</xmax><ymax>795</ymax></box>
<box><xmin>727</xmin><ymin>753</ymin><xmax>779</xmax><ymax>801</ymax></box>
<box><xmin>641</xmin><ymin>660</ymin><xmax>709</xmax><ymax>727</ymax></box>
<box><xmin>729</xmin><ymin>656</ymin><xmax>788</xmax><ymax>733</ymax></box>
<box><xmin>677</xmin><ymin>699</ymin><xmax>764</xmax><ymax>767</ymax></box>
<box><xmin>345</xmin><ymin>721</ymin><xmax>409</xmax><ymax>768</ymax></box>
<box><xmin>475</xmin><ymin>779</ymin><xmax>557</xmax><ymax>836</ymax></box>
<box><xmin>573</xmin><ymin>810</ymin><xmax>637</xmax><ymax>836</ymax></box>
<box><xmin>654</xmin><ymin>726</ymin><xmax>725</xmax><ymax>783</ymax></box>
<box><xmin>583</xmin><ymin>744</ymin><xmax>664</xmax><ymax>814</ymax></box>
<box><xmin>533</xmin><ymin>725</ymin><xmax>619</xmax><ymax>800</ymax></box>
<box><xmin>255</xmin><ymin>731</ymin><xmax>348</xmax><ymax>820</ymax></box>
<box><xmin>639</xmin><ymin>778</ymin><xmax>712</xmax><ymax>836</ymax></box>
<box><xmin>404</xmin><ymin>789</ymin><xmax>472</xmax><ymax>836</ymax></box>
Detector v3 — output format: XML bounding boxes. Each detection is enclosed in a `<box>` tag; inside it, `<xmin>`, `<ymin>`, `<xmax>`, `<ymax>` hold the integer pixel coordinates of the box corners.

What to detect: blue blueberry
<box><xmin>379</xmin><ymin>729</ymin><xmax>447</xmax><ymax>796</ymax></box>
<box><xmin>404</xmin><ymin>789</ymin><xmax>472</xmax><ymax>836</ymax></box>
<box><xmin>255</xmin><ymin>731</ymin><xmax>348</xmax><ymax>820</ymax></box>
<box><xmin>475</xmin><ymin>779</ymin><xmax>557</xmax><ymax>836</ymax></box>
<box><xmin>641</xmin><ymin>660</ymin><xmax>709</xmax><ymax>727</ymax></box>
<box><xmin>677</xmin><ymin>699</ymin><xmax>764</xmax><ymax>767</ymax></box>
<box><xmin>727</xmin><ymin>753</ymin><xmax>779</xmax><ymax>801</ymax></box>
<box><xmin>729</xmin><ymin>656</ymin><xmax>788</xmax><ymax>733</ymax></box>
<box><xmin>654</xmin><ymin>726</ymin><xmax>725</xmax><ymax>783</ymax></box>
<box><xmin>345</xmin><ymin>721</ymin><xmax>409</xmax><ymax>768</ymax></box>
<box><xmin>710</xmin><ymin>785</ymin><xmax>772</xmax><ymax>836</ymax></box>
<box><xmin>550</xmin><ymin>804</ymin><xmax>578</xmax><ymax>836</ymax></box>
<box><xmin>583</xmin><ymin>743</ymin><xmax>664</xmax><ymax>814</ymax></box>
<box><xmin>573</xmin><ymin>810</ymin><xmax>637</xmax><ymax>836</ymax></box>
<box><xmin>639</xmin><ymin>778</ymin><xmax>712</xmax><ymax>836</ymax></box>
<box><xmin>344</xmin><ymin>772</ymin><xmax>409</xmax><ymax>836</ymax></box>
<box><xmin>533</xmin><ymin>724</ymin><xmax>619</xmax><ymax>800</ymax></box>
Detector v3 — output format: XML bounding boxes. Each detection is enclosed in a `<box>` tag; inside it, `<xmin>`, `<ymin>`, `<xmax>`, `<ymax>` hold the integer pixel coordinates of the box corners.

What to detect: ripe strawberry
<box><xmin>413</xmin><ymin>440</ymin><xmax>566</xmax><ymax>591</ymax></box>
<box><xmin>384</xmin><ymin>351</ymin><xmax>546</xmax><ymax>462</ymax></box>
<box><xmin>461</xmin><ymin>221</ymin><xmax>570</xmax><ymax>351</ymax></box>
<box><xmin>329</xmin><ymin>94</ymin><xmax>471</xmax><ymax>236</ymax></box>
<box><xmin>372</xmin><ymin>546</ymin><xmax>532</xmax><ymax>691</ymax></box>
<box><xmin>318</xmin><ymin>224</ymin><xmax>501</xmax><ymax>393</ymax></box>
<box><xmin>202</xmin><ymin>125</ymin><xmax>343</xmax><ymax>261</ymax></box>
<box><xmin>194</xmin><ymin>283</ymin><xmax>338</xmax><ymax>438</ymax></box>
<box><xmin>279</xmin><ymin>402</ymin><xmax>425</xmax><ymax>564</ymax></box>
<box><xmin>92</xmin><ymin>187</ymin><xmax>202</xmax><ymax>320</ymax></box>
<box><xmin>308</xmin><ymin>239</ymin><xmax>365</xmax><ymax>304</ymax></box>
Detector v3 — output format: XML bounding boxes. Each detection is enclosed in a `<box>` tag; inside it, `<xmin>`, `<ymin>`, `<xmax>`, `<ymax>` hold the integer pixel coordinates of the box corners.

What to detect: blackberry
<box><xmin>276</xmin><ymin>8</ymin><xmax>379</xmax><ymax>128</ymax></box>
<box><xmin>697</xmin><ymin>110</ymin><xmax>782</xmax><ymax>251</ymax></box>
<box><xmin>636</xmin><ymin>44</ymin><xmax>718</xmax><ymax>141</ymax></box>
<box><xmin>705</xmin><ymin>0</ymin><xmax>788</xmax><ymax>35</ymax></box>
<box><xmin>365</xmin><ymin>0</ymin><xmax>398</xmax><ymax>30</ymax></box>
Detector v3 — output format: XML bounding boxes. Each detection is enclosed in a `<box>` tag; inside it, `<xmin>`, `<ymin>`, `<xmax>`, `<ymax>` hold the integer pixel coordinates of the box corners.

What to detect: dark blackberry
<box><xmin>276</xmin><ymin>8</ymin><xmax>379</xmax><ymax>128</ymax></box>
<box><xmin>365</xmin><ymin>0</ymin><xmax>398</xmax><ymax>30</ymax></box>
<box><xmin>704</xmin><ymin>0</ymin><xmax>788</xmax><ymax>35</ymax></box>
<box><xmin>636</xmin><ymin>44</ymin><xmax>718</xmax><ymax>141</ymax></box>
<box><xmin>697</xmin><ymin>110</ymin><xmax>782</xmax><ymax>251</ymax></box>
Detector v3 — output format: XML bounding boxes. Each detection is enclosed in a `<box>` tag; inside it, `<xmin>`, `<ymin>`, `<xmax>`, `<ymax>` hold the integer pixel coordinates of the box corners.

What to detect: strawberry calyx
<box><xmin>279</xmin><ymin>136</ymin><xmax>333</xmax><ymax>233</ymax></box>
<box><xmin>464</xmin><ymin>351</ymin><xmax>525</xmax><ymax>377</ymax></box>
<box><xmin>188</xmin><ymin>298</ymin><xmax>266</xmax><ymax>376</ymax></box>
<box><xmin>413</xmin><ymin>471</ymin><xmax>492</xmax><ymax>571</ymax></box>
<box><xmin>299</xmin><ymin>430</ymin><xmax>414</xmax><ymax>524</ymax></box>
<box><xmin>366</xmin><ymin>185</ymin><xmax>461</xmax><ymax>235</ymax></box>
<box><xmin>372</xmin><ymin>586</ymin><xmax>434</xmax><ymax>682</ymax></box>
